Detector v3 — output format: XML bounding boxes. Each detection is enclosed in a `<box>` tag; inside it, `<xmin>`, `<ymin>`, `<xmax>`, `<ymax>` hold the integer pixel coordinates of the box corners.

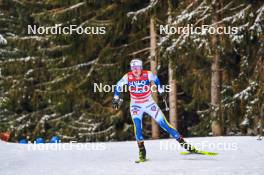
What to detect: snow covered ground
<box><xmin>0</xmin><ymin>136</ymin><xmax>263</xmax><ymax>175</ymax></box>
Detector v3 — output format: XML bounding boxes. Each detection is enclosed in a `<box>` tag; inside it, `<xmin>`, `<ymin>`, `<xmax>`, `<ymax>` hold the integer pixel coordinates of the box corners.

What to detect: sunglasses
<box><xmin>131</xmin><ymin>66</ymin><xmax>142</xmax><ymax>70</ymax></box>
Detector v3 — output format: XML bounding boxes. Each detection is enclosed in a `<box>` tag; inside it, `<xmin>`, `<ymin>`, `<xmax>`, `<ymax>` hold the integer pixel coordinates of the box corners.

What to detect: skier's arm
<box><xmin>114</xmin><ymin>74</ymin><xmax>128</xmax><ymax>99</ymax></box>
<box><xmin>148</xmin><ymin>71</ymin><xmax>165</xmax><ymax>94</ymax></box>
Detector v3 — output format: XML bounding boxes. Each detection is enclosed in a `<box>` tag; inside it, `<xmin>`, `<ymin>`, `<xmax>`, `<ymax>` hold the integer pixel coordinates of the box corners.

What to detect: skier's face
<box><xmin>131</xmin><ymin>66</ymin><xmax>142</xmax><ymax>77</ymax></box>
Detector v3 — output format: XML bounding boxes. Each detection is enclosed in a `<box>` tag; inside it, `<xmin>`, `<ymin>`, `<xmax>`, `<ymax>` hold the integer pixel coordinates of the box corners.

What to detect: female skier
<box><xmin>112</xmin><ymin>59</ymin><xmax>198</xmax><ymax>162</ymax></box>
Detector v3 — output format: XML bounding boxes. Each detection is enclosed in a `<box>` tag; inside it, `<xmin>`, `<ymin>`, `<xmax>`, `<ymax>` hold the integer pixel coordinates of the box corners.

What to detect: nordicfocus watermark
<box><xmin>26</xmin><ymin>141</ymin><xmax>106</xmax><ymax>151</ymax></box>
<box><xmin>27</xmin><ymin>24</ymin><xmax>106</xmax><ymax>35</ymax></box>
<box><xmin>93</xmin><ymin>83</ymin><xmax>171</xmax><ymax>93</ymax></box>
<box><xmin>160</xmin><ymin>24</ymin><xmax>238</xmax><ymax>35</ymax></box>
<box><xmin>160</xmin><ymin>140</ymin><xmax>238</xmax><ymax>151</ymax></box>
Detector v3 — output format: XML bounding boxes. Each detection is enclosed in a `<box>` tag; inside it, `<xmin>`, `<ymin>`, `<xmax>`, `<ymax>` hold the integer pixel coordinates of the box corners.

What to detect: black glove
<box><xmin>160</xmin><ymin>92</ymin><xmax>167</xmax><ymax>101</ymax></box>
<box><xmin>112</xmin><ymin>97</ymin><xmax>123</xmax><ymax>109</ymax></box>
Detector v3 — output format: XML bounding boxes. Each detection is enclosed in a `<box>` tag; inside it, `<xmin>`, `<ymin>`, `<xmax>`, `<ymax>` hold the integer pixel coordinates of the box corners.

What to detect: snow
<box><xmin>12</xmin><ymin>36</ymin><xmax>48</xmax><ymax>41</ymax></box>
<box><xmin>240</xmin><ymin>117</ymin><xmax>250</xmax><ymax>126</ymax></box>
<box><xmin>64</xmin><ymin>2</ymin><xmax>85</xmax><ymax>11</ymax></box>
<box><xmin>49</xmin><ymin>112</ymin><xmax>73</xmax><ymax>122</ymax></box>
<box><xmin>233</xmin><ymin>81</ymin><xmax>258</xmax><ymax>100</ymax></box>
<box><xmin>24</xmin><ymin>69</ymin><xmax>34</xmax><ymax>77</ymax></box>
<box><xmin>1</xmin><ymin>56</ymin><xmax>36</xmax><ymax>63</ymax></box>
<box><xmin>0</xmin><ymin>137</ymin><xmax>264</xmax><ymax>175</ymax></box>
<box><xmin>127</xmin><ymin>0</ymin><xmax>159</xmax><ymax>21</ymax></box>
<box><xmin>16</xmin><ymin>114</ymin><xmax>29</xmax><ymax>122</ymax></box>
<box><xmin>0</xmin><ymin>34</ymin><xmax>7</xmax><ymax>45</ymax></box>
<box><xmin>250</xmin><ymin>4</ymin><xmax>264</xmax><ymax>33</ymax></box>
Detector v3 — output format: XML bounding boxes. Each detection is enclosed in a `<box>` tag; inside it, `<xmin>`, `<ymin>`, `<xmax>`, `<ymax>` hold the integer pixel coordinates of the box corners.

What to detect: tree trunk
<box><xmin>168</xmin><ymin>62</ymin><xmax>178</xmax><ymax>129</ymax></box>
<box><xmin>150</xmin><ymin>15</ymin><xmax>159</xmax><ymax>139</ymax></box>
<box><xmin>258</xmin><ymin>104</ymin><xmax>264</xmax><ymax>136</ymax></box>
<box><xmin>211</xmin><ymin>1</ymin><xmax>223</xmax><ymax>136</ymax></box>
<box><xmin>167</xmin><ymin>0</ymin><xmax>178</xmax><ymax>130</ymax></box>
<box><xmin>211</xmin><ymin>51</ymin><xmax>222</xmax><ymax>136</ymax></box>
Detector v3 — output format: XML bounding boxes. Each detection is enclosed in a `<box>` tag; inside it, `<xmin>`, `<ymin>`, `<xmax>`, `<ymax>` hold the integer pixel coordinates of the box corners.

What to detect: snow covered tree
<box><xmin>0</xmin><ymin>0</ymin><xmax>263</xmax><ymax>142</ymax></box>
<box><xmin>0</xmin><ymin>0</ymin><xmax>151</xmax><ymax>142</ymax></box>
<box><xmin>159</xmin><ymin>0</ymin><xmax>264</xmax><ymax>136</ymax></box>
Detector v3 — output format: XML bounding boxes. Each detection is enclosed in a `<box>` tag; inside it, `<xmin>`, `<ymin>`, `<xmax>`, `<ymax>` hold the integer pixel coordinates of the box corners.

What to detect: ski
<box><xmin>180</xmin><ymin>150</ymin><xmax>218</xmax><ymax>156</ymax></box>
<box><xmin>135</xmin><ymin>158</ymin><xmax>148</xmax><ymax>163</ymax></box>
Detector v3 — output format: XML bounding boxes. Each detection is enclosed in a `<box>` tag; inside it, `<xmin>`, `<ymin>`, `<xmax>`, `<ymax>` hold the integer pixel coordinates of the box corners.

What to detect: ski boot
<box><xmin>177</xmin><ymin>136</ymin><xmax>198</xmax><ymax>153</ymax></box>
<box><xmin>135</xmin><ymin>141</ymin><xmax>147</xmax><ymax>163</ymax></box>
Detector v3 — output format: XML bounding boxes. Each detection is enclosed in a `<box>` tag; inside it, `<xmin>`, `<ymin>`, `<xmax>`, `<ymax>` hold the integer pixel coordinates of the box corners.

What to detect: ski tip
<box><xmin>180</xmin><ymin>151</ymin><xmax>218</xmax><ymax>156</ymax></box>
<box><xmin>180</xmin><ymin>152</ymin><xmax>190</xmax><ymax>155</ymax></box>
<box><xmin>204</xmin><ymin>152</ymin><xmax>218</xmax><ymax>156</ymax></box>
<box><xmin>197</xmin><ymin>150</ymin><xmax>218</xmax><ymax>156</ymax></box>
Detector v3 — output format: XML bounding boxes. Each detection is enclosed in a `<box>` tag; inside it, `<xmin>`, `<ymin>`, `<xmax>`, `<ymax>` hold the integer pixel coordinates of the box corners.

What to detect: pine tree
<box><xmin>0</xmin><ymin>0</ymin><xmax>150</xmax><ymax>142</ymax></box>
<box><xmin>159</xmin><ymin>0</ymin><xmax>264</xmax><ymax>136</ymax></box>
<box><xmin>0</xmin><ymin>0</ymin><xmax>263</xmax><ymax>141</ymax></box>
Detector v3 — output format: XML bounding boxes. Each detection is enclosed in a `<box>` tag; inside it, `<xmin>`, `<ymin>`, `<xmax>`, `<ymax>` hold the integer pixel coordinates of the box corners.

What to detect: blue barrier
<box><xmin>50</xmin><ymin>136</ymin><xmax>60</xmax><ymax>143</ymax></box>
<box><xmin>19</xmin><ymin>139</ymin><xmax>28</xmax><ymax>144</ymax></box>
<box><xmin>35</xmin><ymin>137</ymin><xmax>45</xmax><ymax>144</ymax></box>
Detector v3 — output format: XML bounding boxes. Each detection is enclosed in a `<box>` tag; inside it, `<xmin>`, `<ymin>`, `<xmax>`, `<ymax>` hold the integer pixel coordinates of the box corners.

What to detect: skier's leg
<box><xmin>130</xmin><ymin>104</ymin><xmax>146</xmax><ymax>160</ymax></box>
<box><xmin>130</xmin><ymin>104</ymin><xmax>144</xmax><ymax>141</ymax></box>
<box><xmin>145</xmin><ymin>102</ymin><xmax>197</xmax><ymax>152</ymax></box>
<box><xmin>144</xmin><ymin>102</ymin><xmax>180</xmax><ymax>139</ymax></box>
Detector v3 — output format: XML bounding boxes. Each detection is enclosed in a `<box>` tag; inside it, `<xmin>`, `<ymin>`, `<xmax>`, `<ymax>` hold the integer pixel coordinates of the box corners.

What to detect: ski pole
<box><xmin>163</xmin><ymin>99</ymin><xmax>169</xmax><ymax>111</ymax></box>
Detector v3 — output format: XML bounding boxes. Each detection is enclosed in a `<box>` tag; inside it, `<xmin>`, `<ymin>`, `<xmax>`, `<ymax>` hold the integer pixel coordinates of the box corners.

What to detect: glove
<box><xmin>112</xmin><ymin>97</ymin><xmax>123</xmax><ymax>109</ymax></box>
<box><xmin>160</xmin><ymin>92</ymin><xmax>167</xmax><ymax>101</ymax></box>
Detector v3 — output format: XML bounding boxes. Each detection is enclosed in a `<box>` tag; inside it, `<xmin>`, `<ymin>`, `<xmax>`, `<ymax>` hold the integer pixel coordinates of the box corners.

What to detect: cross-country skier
<box><xmin>112</xmin><ymin>58</ymin><xmax>198</xmax><ymax>162</ymax></box>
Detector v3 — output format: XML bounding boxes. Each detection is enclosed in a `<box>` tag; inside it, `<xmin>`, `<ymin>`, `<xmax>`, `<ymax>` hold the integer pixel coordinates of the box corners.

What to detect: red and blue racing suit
<box><xmin>114</xmin><ymin>70</ymin><xmax>180</xmax><ymax>141</ymax></box>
